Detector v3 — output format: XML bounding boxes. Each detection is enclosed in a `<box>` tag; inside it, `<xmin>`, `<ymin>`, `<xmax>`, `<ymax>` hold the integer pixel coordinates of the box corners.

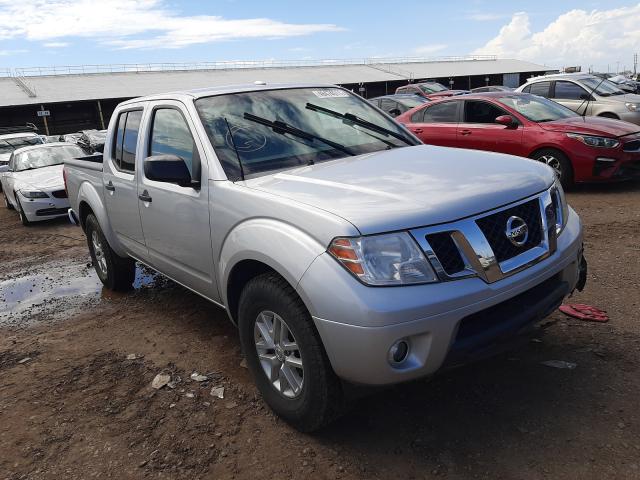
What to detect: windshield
<box><xmin>419</xmin><ymin>83</ymin><xmax>448</xmax><ymax>93</ymax></box>
<box><xmin>195</xmin><ymin>87</ymin><xmax>415</xmax><ymax>179</ymax></box>
<box><xmin>0</xmin><ymin>136</ymin><xmax>43</xmax><ymax>155</ymax></box>
<box><xmin>14</xmin><ymin>145</ymin><xmax>86</xmax><ymax>171</ymax></box>
<box><xmin>497</xmin><ymin>94</ymin><xmax>578</xmax><ymax>122</ymax></box>
<box><xmin>580</xmin><ymin>77</ymin><xmax>625</xmax><ymax>97</ymax></box>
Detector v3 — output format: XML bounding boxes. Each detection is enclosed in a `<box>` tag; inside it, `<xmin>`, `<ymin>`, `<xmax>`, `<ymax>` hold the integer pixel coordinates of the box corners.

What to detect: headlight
<box><xmin>625</xmin><ymin>102</ymin><xmax>639</xmax><ymax>112</ymax></box>
<box><xmin>566</xmin><ymin>133</ymin><xmax>619</xmax><ymax>148</ymax></box>
<box><xmin>20</xmin><ymin>190</ymin><xmax>48</xmax><ymax>199</ymax></box>
<box><xmin>328</xmin><ymin>232</ymin><xmax>438</xmax><ymax>286</ymax></box>
<box><xmin>550</xmin><ymin>179</ymin><xmax>569</xmax><ymax>235</ymax></box>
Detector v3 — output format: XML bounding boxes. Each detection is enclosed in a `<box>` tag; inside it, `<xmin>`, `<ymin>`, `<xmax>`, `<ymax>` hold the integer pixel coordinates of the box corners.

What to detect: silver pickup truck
<box><xmin>65</xmin><ymin>83</ymin><xmax>587</xmax><ymax>431</ymax></box>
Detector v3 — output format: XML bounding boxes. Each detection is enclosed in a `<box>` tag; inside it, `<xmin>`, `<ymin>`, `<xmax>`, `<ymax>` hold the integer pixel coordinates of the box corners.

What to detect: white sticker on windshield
<box><xmin>312</xmin><ymin>89</ymin><xmax>350</xmax><ymax>98</ymax></box>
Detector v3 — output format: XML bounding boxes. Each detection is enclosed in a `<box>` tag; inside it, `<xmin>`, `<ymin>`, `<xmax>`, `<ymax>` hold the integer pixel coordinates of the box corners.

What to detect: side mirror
<box><xmin>144</xmin><ymin>154</ymin><xmax>199</xmax><ymax>188</ymax></box>
<box><xmin>495</xmin><ymin>115</ymin><xmax>517</xmax><ymax>127</ymax></box>
<box><xmin>388</xmin><ymin>108</ymin><xmax>401</xmax><ymax>117</ymax></box>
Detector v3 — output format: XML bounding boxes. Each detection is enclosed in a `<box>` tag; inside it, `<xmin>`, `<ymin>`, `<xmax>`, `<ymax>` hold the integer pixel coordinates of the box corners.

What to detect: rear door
<box><xmin>456</xmin><ymin>99</ymin><xmax>524</xmax><ymax>156</ymax></box>
<box><xmin>103</xmin><ymin>107</ymin><xmax>147</xmax><ymax>259</ymax></box>
<box><xmin>404</xmin><ymin>101</ymin><xmax>460</xmax><ymax>146</ymax></box>
<box><xmin>137</xmin><ymin>100</ymin><xmax>217</xmax><ymax>297</ymax></box>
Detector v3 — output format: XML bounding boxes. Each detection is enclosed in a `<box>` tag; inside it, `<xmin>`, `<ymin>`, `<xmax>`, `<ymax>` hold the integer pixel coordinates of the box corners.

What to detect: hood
<box><xmin>245</xmin><ymin>145</ymin><xmax>555</xmax><ymax>235</ymax></box>
<box><xmin>13</xmin><ymin>164</ymin><xmax>64</xmax><ymax>191</ymax></box>
<box><xmin>539</xmin><ymin>116</ymin><xmax>640</xmax><ymax>137</ymax></box>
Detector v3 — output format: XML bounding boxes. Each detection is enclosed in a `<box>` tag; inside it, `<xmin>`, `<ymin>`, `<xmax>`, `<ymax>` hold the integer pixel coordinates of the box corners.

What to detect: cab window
<box><xmin>554</xmin><ymin>81</ymin><xmax>589</xmax><ymax>100</ymax></box>
<box><xmin>528</xmin><ymin>81</ymin><xmax>551</xmax><ymax>98</ymax></box>
<box><xmin>112</xmin><ymin>109</ymin><xmax>142</xmax><ymax>172</ymax></box>
<box><xmin>149</xmin><ymin>108</ymin><xmax>197</xmax><ymax>176</ymax></box>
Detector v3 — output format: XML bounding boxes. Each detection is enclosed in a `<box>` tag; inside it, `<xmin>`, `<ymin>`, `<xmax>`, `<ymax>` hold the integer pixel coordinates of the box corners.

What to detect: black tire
<box><xmin>238</xmin><ymin>272</ymin><xmax>343</xmax><ymax>432</ymax></box>
<box><xmin>3</xmin><ymin>191</ymin><xmax>14</xmax><ymax>210</ymax></box>
<box><xmin>85</xmin><ymin>214</ymin><xmax>135</xmax><ymax>291</ymax></box>
<box><xmin>531</xmin><ymin>148</ymin><xmax>573</xmax><ymax>188</ymax></box>
<box><xmin>14</xmin><ymin>196</ymin><xmax>31</xmax><ymax>226</ymax></box>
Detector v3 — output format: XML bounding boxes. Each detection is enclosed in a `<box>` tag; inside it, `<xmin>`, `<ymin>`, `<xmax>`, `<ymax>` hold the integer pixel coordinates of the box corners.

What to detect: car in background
<box><xmin>396</xmin><ymin>82</ymin><xmax>469</xmax><ymax>99</ymax></box>
<box><xmin>369</xmin><ymin>94</ymin><xmax>429</xmax><ymax>117</ymax></box>
<box><xmin>0</xmin><ymin>128</ymin><xmax>45</xmax><ymax>182</ymax></box>
<box><xmin>607</xmin><ymin>75</ymin><xmax>640</xmax><ymax>94</ymax></box>
<box><xmin>1</xmin><ymin>143</ymin><xmax>86</xmax><ymax>225</ymax></box>
<box><xmin>516</xmin><ymin>73</ymin><xmax>640</xmax><ymax>125</ymax></box>
<box><xmin>396</xmin><ymin>92</ymin><xmax>640</xmax><ymax>187</ymax></box>
<box><xmin>471</xmin><ymin>86</ymin><xmax>515</xmax><ymax>93</ymax></box>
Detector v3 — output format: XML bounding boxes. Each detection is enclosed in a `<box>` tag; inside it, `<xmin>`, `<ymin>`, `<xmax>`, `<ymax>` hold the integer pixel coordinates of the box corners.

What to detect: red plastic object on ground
<box><xmin>559</xmin><ymin>304</ymin><xmax>609</xmax><ymax>322</ymax></box>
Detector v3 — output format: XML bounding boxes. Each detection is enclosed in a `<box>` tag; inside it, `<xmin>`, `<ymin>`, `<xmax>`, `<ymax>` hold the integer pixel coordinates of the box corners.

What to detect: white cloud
<box><xmin>0</xmin><ymin>0</ymin><xmax>343</xmax><ymax>49</ymax></box>
<box><xmin>0</xmin><ymin>49</ymin><xmax>28</xmax><ymax>56</ymax></box>
<box><xmin>43</xmin><ymin>42</ymin><xmax>69</xmax><ymax>48</ymax></box>
<box><xmin>413</xmin><ymin>44</ymin><xmax>447</xmax><ymax>55</ymax></box>
<box><xmin>474</xmin><ymin>5</ymin><xmax>640</xmax><ymax>69</ymax></box>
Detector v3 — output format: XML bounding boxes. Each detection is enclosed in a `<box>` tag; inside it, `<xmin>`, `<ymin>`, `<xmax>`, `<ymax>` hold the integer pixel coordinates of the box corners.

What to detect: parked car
<box><xmin>471</xmin><ymin>86</ymin><xmax>515</xmax><ymax>93</ymax></box>
<box><xmin>2</xmin><ymin>143</ymin><xmax>85</xmax><ymax>225</ymax></box>
<box><xmin>516</xmin><ymin>73</ymin><xmax>640</xmax><ymax>125</ymax></box>
<box><xmin>396</xmin><ymin>92</ymin><xmax>640</xmax><ymax>187</ymax></box>
<box><xmin>607</xmin><ymin>75</ymin><xmax>640</xmax><ymax>94</ymax></box>
<box><xmin>0</xmin><ymin>127</ymin><xmax>45</xmax><ymax>185</ymax></box>
<box><xmin>369</xmin><ymin>94</ymin><xmax>429</xmax><ymax>117</ymax></box>
<box><xmin>77</xmin><ymin>129</ymin><xmax>108</xmax><ymax>153</ymax></box>
<box><xmin>396</xmin><ymin>82</ymin><xmax>469</xmax><ymax>99</ymax></box>
<box><xmin>65</xmin><ymin>84</ymin><xmax>585</xmax><ymax>432</ymax></box>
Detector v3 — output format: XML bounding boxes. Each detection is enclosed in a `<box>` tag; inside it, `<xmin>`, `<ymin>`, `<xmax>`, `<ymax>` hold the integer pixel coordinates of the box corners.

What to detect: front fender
<box><xmin>219</xmin><ymin>218</ymin><xmax>327</xmax><ymax>307</ymax></box>
<box><xmin>77</xmin><ymin>181</ymin><xmax>127</xmax><ymax>257</ymax></box>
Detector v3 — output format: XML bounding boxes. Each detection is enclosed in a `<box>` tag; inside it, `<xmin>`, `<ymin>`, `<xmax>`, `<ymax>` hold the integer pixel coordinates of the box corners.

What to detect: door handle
<box><xmin>105</xmin><ymin>181</ymin><xmax>115</xmax><ymax>191</ymax></box>
<box><xmin>460</xmin><ymin>129</ymin><xmax>472</xmax><ymax>136</ymax></box>
<box><xmin>413</xmin><ymin>128</ymin><xmax>423</xmax><ymax>134</ymax></box>
<box><xmin>138</xmin><ymin>190</ymin><xmax>152</xmax><ymax>203</ymax></box>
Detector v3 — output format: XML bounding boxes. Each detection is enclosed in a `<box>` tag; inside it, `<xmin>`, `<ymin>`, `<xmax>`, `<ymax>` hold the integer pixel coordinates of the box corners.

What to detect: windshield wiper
<box><xmin>306</xmin><ymin>103</ymin><xmax>417</xmax><ymax>146</ymax></box>
<box><xmin>243</xmin><ymin>112</ymin><xmax>355</xmax><ymax>157</ymax></box>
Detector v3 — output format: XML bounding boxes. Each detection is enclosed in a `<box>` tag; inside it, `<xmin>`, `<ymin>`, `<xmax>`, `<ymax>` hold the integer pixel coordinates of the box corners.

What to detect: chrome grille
<box><xmin>412</xmin><ymin>191</ymin><xmax>555</xmax><ymax>284</ymax></box>
<box><xmin>475</xmin><ymin>199</ymin><xmax>542</xmax><ymax>262</ymax></box>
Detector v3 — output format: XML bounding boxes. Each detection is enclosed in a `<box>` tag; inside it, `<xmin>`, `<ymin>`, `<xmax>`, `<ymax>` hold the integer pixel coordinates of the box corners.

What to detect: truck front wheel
<box><xmin>85</xmin><ymin>214</ymin><xmax>135</xmax><ymax>291</ymax></box>
<box><xmin>238</xmin><ymin>272</ymin><xmax>343</xmax><ymax>432</ymax></box>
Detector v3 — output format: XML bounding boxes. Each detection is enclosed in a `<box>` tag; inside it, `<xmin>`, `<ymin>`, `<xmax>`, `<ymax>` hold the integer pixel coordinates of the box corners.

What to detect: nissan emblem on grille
<box><xmin>505</xmin><ymin>216</ymin><xmax>529</xmax><ymax>247</ymax></box>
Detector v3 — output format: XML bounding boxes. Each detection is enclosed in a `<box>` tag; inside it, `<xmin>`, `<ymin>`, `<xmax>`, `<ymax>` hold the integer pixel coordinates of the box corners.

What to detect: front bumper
<box><xmin>298</xmin><ymin>208</ymin><xmax>583</xmax><ymax>385</ymax></box>
<box><xmin>19</xmin><ymin>192</ymin><xmax>70</xmax><ymax>222</ymax></box>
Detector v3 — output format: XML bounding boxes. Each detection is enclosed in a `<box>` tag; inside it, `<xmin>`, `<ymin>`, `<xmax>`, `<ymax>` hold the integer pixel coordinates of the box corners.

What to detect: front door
<box><xmin>137</xmin><ymin>101</ymin><xmax>217</xmax><ymax>298</ymax></box>
<box><xmin>456</xmin><ymin>100</ymin><xmax>524</xmax><ymax>156</ymax></box>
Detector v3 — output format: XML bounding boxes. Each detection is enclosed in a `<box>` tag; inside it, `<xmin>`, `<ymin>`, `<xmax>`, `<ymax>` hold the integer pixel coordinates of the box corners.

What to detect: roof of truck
<box><xmin>117</xmin><ymin>83</ymin><xmax>341</xmax><ymax>106</ymax></box>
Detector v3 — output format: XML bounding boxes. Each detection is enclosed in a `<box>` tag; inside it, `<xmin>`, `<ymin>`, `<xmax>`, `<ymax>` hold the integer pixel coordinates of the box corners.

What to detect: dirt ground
<box><xmin>1</xmin><ymin>182</ymin><xmax>639</xmax><ymax>480</ymax></box>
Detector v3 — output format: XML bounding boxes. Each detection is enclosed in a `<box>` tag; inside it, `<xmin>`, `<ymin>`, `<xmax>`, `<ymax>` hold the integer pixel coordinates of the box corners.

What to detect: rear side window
<box><xmin>419</xmin><ymin>102</ymin><xmax>458</xmax><ymax>123</ymax></box>
<box><xmin>464</xmin><ymin>101</ymin><xmax>506</xmax><ymax>124</ymax></box>
<box><xmin>554</xmin><ymin>81</ymin><xmax>588</xmax><ymax>100</ymax></box>
<box><xmin>112</xmin><ymin>109</ymin><xmax>142</xmax><ymax>172</ymax></box>
<box><xmin>528</xmin><ymin>81</ymin><xmax>551</xmax><ymax>98</ymax></box>
<box><xmin>149</xmin><ymin>108</ymin><xmax>197</xmax><ymax>176</ymax></box>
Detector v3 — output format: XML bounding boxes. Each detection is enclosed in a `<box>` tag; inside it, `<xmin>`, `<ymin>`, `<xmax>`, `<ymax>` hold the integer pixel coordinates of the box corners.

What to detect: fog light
<box><xmin>388</xmin><ymin>340</ymin><xmax>409</xmax><ymax>365</ymax></box>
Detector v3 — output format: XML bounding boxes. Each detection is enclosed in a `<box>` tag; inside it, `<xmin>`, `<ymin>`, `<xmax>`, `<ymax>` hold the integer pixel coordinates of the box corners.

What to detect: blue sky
<box><xmin>1</xmin><ymin>1</ymin><xmax>639</xmax><ymax>72</ymax></box>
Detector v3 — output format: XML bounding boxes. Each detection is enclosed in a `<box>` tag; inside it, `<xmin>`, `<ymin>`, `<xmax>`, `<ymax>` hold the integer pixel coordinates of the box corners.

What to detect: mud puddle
<box><xmin>0</xmin><ymin>260</ymin><xmax>161</xmax><ymax>327</ymax></box>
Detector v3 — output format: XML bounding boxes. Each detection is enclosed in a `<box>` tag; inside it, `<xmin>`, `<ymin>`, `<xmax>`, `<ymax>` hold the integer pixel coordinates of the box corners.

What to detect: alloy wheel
<box><xmin>254</xmin><ymin>310</ymin><xmax>304</xmax><ymax>398</ymax></box>
<box><xmin>91</xmin><ymin>230</ymin><xmax>108</xmax><ymax>277</ymax></box>
<box><xmin>538</xmin><ymin>154</ymin><xmax>562</xmax><ymax>178</ymax></box>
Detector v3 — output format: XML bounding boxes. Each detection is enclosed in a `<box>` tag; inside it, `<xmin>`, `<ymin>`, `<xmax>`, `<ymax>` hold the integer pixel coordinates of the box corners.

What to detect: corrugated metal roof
<box><xmin>0</xmin><ymin>58</ymin><xmax>550</xmax><ymax>108</ymax></box>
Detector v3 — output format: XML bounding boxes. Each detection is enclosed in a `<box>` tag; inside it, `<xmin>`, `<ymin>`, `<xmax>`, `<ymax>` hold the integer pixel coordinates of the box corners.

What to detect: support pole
<box><xmin>97</xmin><ymin>100</ymin><xmax>105</xmax><ymax>130</ymax></box>
<box><xmin>40</xmin><ymin>104</ymin><xmax>50</xmax><ymax>136</ymax></box>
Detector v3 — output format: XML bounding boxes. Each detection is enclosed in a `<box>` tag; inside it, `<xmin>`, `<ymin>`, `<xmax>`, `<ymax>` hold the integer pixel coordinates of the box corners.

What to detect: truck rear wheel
<box><xmin>238</xmin><ymin>272</ymin><xmax>343</xmax><ymax>432</ymax></box>
<box><xmin>85</xmin><ymin>214</ymin><xmax>135</xmax><ymax>291</ymax></box>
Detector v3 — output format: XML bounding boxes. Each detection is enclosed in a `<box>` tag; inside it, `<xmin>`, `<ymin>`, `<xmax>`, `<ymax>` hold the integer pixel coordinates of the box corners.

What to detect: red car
<box><xmin>396</xmin><ymin>92</ymin><xmax>640</xmax><ymax>186</ymax></box>
<box><xmin>396</xmin><ymin>82</ymin><xmax>469</xmax><ymax>100</ymax></box>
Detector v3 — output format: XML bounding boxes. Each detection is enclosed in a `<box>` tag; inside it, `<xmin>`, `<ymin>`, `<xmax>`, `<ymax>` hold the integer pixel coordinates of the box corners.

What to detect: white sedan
<box><xmin>1</xmin><ymin>143</ymin><xmax>86</xmax><ymax>226</ymax></box>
